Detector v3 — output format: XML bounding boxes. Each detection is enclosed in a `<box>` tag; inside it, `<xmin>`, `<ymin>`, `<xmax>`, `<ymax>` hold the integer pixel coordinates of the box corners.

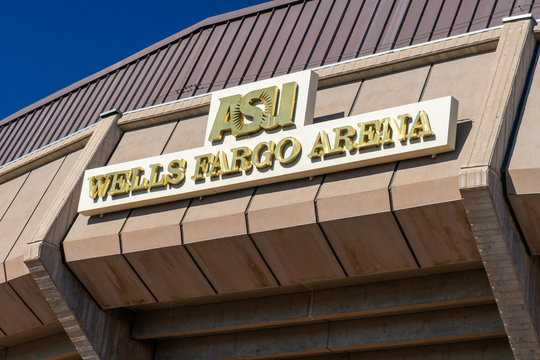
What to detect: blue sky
<box><xmin>0</xmin><ymin>0</ymin><xmax>262</xmax><ymax>120</ymax></box>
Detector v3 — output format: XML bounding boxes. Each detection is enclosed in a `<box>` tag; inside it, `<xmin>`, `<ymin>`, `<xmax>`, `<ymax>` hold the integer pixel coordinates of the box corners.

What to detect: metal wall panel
<box><xmin>222</xmin><ymin>12</ymin><xmax>269</xmax><ymax>88</ymax></box>
<box><xmin>308</xmin><ymin>0</ymin><xmax>350</xmax><ymax>69</ymax></box>
<box><xmin>340</xmin><ymin>0</ymin><xmax>379</xmax><ymax>61</ymax></box>
<box><xmin>1</xmin><ymin>0</ymin><xmax>535</xmax><ymax>167</ymax></box>
<box><xmin>240</xmin><ymin>6</ymin><xmax>291</xmax><ymax>84</ymax></box>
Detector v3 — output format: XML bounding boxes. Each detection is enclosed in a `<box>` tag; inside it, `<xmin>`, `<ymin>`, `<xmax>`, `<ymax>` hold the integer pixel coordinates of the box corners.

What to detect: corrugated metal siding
<box><xmin>1</xmin><ymin>0</ymin><xmax>539</xmax><ymax>167</ymax></box>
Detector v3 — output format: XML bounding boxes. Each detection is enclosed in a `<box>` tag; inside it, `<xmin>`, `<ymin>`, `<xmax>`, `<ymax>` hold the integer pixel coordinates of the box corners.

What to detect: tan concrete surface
<box><xmin>25</xmin><ymin>113</ymin><xmax>153</xmax><ymax>359</ymax></box>
<box><xmin>183</xmin><ymin>189</ymin><xmax>253</xmax><ymax>242</ymax></box>
<box><xmin>107</xmin><ymin>121</ymin><xmax>177</xmax><ymax>165</ymax></box>
<box><xmin>8</xmin><ymin>275</ymin><xmax>56</xmax><ymax>327</ymax></box>
<box><xmin>125</xmin><ymin>245</ymin><xmax>215</xmax><ymax>302</ymax></box>
<box><xmin>5</xmin><ymin>332</ymin><xmax>78</xmax><ymax>360</ymax></box>
<box><xmin>317</xmin><ymin>165</ymin><xmax>417</xmax><ymax>276</ymax></box>
<box><xmin>63</xmin><ymin>210</ymin><xmax>127</xmax><ymax>261</ymax></box>
<box><xmin>186</xmin><ymin>235</ymin><xmax>277</xmax><ymax>293</ymax></box>
<box><xmin>312</xmin><ymin>80</ymin><xmax>361</xmax><ymax>123</ymax></box>
<box><xmin>391</xmin><ymin>59</ymin><xmax>492</xmax><ymax>267</ymax></box>
<box><xmin>0</xmin><ymin>174</ymin><xmax>28</xmax><ymax>220</ymax></box>
<box><xmin>121</xmin><ymin>201</ymin><xmax>187</xmax><ymax>253</ymax></box>
<box><xmin>395</xmin><ymin>201</ymin><xmax>480</xmax><ymax>267</ymax></box>
<box><xmin>422</xmin><ymin>51</ymin><xmax>495</xmax><ymax>121</ymax></box>
<box><xmin>248</xmin><ymin>177</ymin><xmax>345</xmax><ymax>285</ymax></box>
<box><xmin>154</xmin><ymin>305</ymin><xmax>504</xmax><ymax>359</ymax></box>
<box><xmin>183</xmin><ymin>189</ymin><xmax>277</xmax><ymax>293</ymax></box>
<box><xmin>351</xmin><ymin>65</ymin><xmax>430</xmax><ymax>115</ymax></box>
<box><xmin>0</xmin><ymin>321</ymin><xmax>64</xmax><ymax>349</ymax></box>
<box><xmin>67</xmin><ymin>256</ymin><xmax>155</xmax><ymax>309</ymax></box>
<box><xmin>0</xmin><ymin>157</ymin><xmax>64</xmax><ymax>281</ymax></box>
<box><xmin>506</xmin><ymin>45</ymin><xmax>540</xmax><ymax>253</ymax></box>
<box><xmin>5</xmin><ymin>150</ymin><xmax>82</xmax><ymax>281</ymax></box>
<box><xmin>162</xmin><ymin>114</ymin><xmax>207</xmax><ymax>153</ymax></box>
<box><xmin>133</xmin><ymin>269</ymin><xmax>493</xmax><ymax>340</ymax></box>
<box><xmin>508</xmin><ymin>194</ymin><xmax>540</xmax><ymax>253</ymax></box>
<box><xmin>0</xmin><ymin>283</ymin><xmax>41</xmax><ymax>335</ymax></box>
<box><xmin>121</xmin><ymin>200</ymin><xmax>215</xmax><ymax>301</ymax></box>
<box><xmin>459</xmin><ymin>18</ymin><xmax>540</xmax><ymax>359</ymax></box>
<box><xmin>248</xmin><ymin>177</ymin><xmax>322</xmax><ymax>232</ymax></box>
<box><xmin>63</xmin><ymin>121</ymin><xmax>181</xmax><ymax>309</ymax></box>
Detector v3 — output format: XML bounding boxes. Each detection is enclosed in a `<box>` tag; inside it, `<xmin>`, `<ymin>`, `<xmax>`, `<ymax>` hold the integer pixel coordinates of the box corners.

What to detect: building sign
<box><xmin>78</xmin><ymin>71</ymin><xmax>457</xmax><ymax>216</ymax></box>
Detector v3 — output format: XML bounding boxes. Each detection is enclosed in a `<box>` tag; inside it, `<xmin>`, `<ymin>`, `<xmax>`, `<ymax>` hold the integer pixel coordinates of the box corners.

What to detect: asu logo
<box><xmin>208</xmin><ymin>82</ymin><xmax>298</xmax><ymax>142</ymax></box>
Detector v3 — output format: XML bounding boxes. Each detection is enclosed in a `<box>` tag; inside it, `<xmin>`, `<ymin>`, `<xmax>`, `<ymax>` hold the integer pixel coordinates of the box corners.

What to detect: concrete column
<box><xmin>459</xmin><ymin>15</ymin><xmax>540</xmax><ymax>359</ymax></box>
<box><xmin>23</xmin><ymin>111</ymin><xmax>153</xmax><ymax>359</ymax></box>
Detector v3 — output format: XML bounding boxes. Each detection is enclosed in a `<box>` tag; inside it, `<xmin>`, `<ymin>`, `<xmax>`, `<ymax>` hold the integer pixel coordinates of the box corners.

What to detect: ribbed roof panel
<box><xmin>2</xmin><ymin>0</ymin><xmax>539</xmax><ymax>166</ymax></box>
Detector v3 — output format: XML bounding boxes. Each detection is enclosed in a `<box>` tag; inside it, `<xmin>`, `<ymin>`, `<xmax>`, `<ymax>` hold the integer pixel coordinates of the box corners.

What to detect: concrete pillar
<box><xmin>459</xmin><ymin>15</ymin><xmax>540</xmax><ymax>359</ymax></box>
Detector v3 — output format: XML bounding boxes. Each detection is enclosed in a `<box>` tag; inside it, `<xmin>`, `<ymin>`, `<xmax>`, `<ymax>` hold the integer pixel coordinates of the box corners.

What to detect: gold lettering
<box><xmin>88</xmin><ymin>174</ymin><xmax>113</xmax><ymax>199</ymax></box>
<box><xmin>237</xmin><ymin>86</ymin><xmax>279</xmax><ymax>135</ymax></box>
<box><xmin>149</xmin><ymin>163</ymin><xmax>167</xmax><ymax>189</ymax></box>
<box><xmin>381</xmin><ymin>115</ymin><xmax>410</xmax><ymax>144</ymax></box>
<box><xmin>273</xmin><ymin>82</ymin><xmax>297</xmax><ymax>127</ymax></box>
<box><xmin>166</xmin><ymin>159</ymin><xmax>186</xmax><ymax>185</ymax></box>
<box><xmin>407</xmin><ymin>110</ymin><xmax>434</xmax><ymax>139</ymax></box>
<box><xmin>207</xmin><ymin>95</ymin><xmax>243</xmax><ymax>142</ymax></box>
<box><xmin>327</xmin><ymin>126</ymin><xmax>356</xmax><ymax>156</ymax></box>
<box><xmin>108</xmin><ymin>171</ymin><xmax>131</xmax><ymax>196</ymax></box>
<box><xmin>192</xmin><ymin>154</ymin><xmax>215</xmax><ymax>181</ymax></box>
<box><xmin>209</xmin><ymin>82</ymin><xmax>298</xmax><ymax>142</ymax></box>
<box><xmin>209</xmin><ymin>151</ymin><xmax>232</xmax><ymax>177</ymax></box>
<box><xmin>226</xmin><ymin>146</ymin><xmax>252</xmax><ymax>173</ymax></box>
<box><xmin>276</xmin><ymin>137</ymin><xmax>301</xmax><ymax>164</ymax></box>
<box><xmin>252</xmin><ymin>141</ymin><xmax>275</xmax><ymax>169</ymax></box>
<box><xmin>357</xmin><ymin>120</ymin><xmax>382</xmax><ymax>149</ymax></box>
<box><xmin>307</xmin><ymin>130</ymin><xmax>332</xmax><ymax>159</ymax></box>
<box><xmin>129</xmin><ymin>167</ymin><xmax>148</xmax><ymax>193</ymax></box>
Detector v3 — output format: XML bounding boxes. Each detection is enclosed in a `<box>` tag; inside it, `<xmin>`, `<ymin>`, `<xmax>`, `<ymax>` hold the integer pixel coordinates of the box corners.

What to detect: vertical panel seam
<box><xmin>244</xmin><ymin>187</ymin><xmax>282</xmax><ymax>286</ymax></box>
<box><xmin>500</xmin><ymin>42</ymin><xmax>539</xmax><ymax>256</ymax></box>
<box><xmin>385</xmin><ymin>63</ymin><xmax>434</xmax><ymax>269</ymax></box>
<box><xmin>303</xmin><ymin>0</ymin><xmax>338</xmax><ymax>70</ymax></box>
<box><xmin>2</xmin><ymin>156</ymin><xmax>67</xmax><ymax>269</ymax></box>
<box><xmin>0</xmin><ymin>174</ymin><xmax>29</xmax><ymax>223</ymax></box>
<box><xmin>240</xmin><ymin>8</ymin><xmax>280</xmax><ymax>84</ymax></box>
<box><xmin>285</xmin><ymin>0</ymin><xmax>323</xmax><ymax>73</ymax></box>
<box><xmin>189</xmin><ymin>22</ymin><xmax>231</xmax><ymax>97</ymax></box>
<box><xmin>447</xmin><ymin>0</ymin><xmax>465</xmax><ymax>38</ymax></box>
<box><xmin>408</xmin><ymin>0</ymin><xmax>430</xmax><ymax>46</ymax></box>
<box><xmin>268</xmin><ymin>0</ymin><xmax>308</xmax><ymax>78</ymax></box>
<box><xmin>179</xmin><ymin>198</ymin><xmax>219</xmax><ymax>294</ymax></box>
<box><xmin>509</xmin><ymin>0</ymin><xmax>520</xmax><ymax>16</ymax></box>
<box><xmin>2</xmin><ymin>156</ymin><xmax>68</xmax><ymax>326</ymax></box>
<box><xmin>223</xmin><ymin>13</ymin><xmax>261</xmax><ymax>88</ymax></box>
<box><xmin>320</xmin><ymin>0</ymin><xmax>351</xmax><ymax>66</ymax></box>
<box><xmin>156</xmin><ymin>34</ymin><xmax>197</xmax><ymax>104</ymax></box>
<box><xmin>119</xmin><ymin>118</ymin><xmax>184</xmax><ymax>302</ymax></box>
<box><xmin>163</xmin><ymin>32</ymin><xmax>201</xmax><ymax>102</ymax></box>
<box><xmin>466</xmin><ymin>0</ymin><xmax>483</xmax><ymax>33</ymax></box>
<box><xmin>314</xmin><ymin>174</ymin><xmax>349</xmax><ymax>277</ymax></box>
<box><xmin>337</xmin><ymin>0</ymin><xmax>365</xmax><ymax>62</ymax></box>
<box><xmin>427</xmin><ymin>0</ymin><xmax>446</xmax><ymax>41</ymax></box>
<box><xmin>178</xmin><ymin>26</ymin><xmax>219</xmax><ymax>99</ymax></box>
<box><xmin>348</xmin><ymin>80</ymin><xmax>364</xmax><ymax>117</ymax></box>
<box><xmin>6</xmin><ymin>282</ymin><xmax>44</xmax><ymax>326</ymax></box>
<box><xmin>354</xmin><ymin>0</ymin><xmax>382</xmax><ymax>58</ymax></box>
<box><xmin>208</xmin><ymin>18</ymin><xmax>245</xmax><ymax>92</ymax></box>
<box><xmin>372</xmin><ymin>0</ymin><xmax>398</xmax><ymax>53</ymax></box>
<box><xmin>143</xmin><ymin>42</ymin><xmax>177</xmax><ymax>107</ymax></box>
<box><xmin>389</xmin><ymin>0</ymin><xmax>414</xmax><ymax>49</ymax></box>
<box><xmin>387</xmin><ymin>162</ymin><xmax>421</xmax><ymax>268</ymax></box>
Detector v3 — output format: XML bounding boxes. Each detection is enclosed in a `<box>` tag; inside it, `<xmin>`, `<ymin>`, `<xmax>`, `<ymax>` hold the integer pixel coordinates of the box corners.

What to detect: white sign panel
<box><xmin>78</xmin><ymin>70</ymin><xmax>457</xmax><ymax>215</ymax></box>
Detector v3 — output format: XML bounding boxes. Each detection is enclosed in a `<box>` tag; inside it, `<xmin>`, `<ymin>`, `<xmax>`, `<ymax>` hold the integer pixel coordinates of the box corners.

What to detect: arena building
<box><xmin>2</xmin><ymin>0</ymin><xmax>540</xmax><ymax>359</ymax></box>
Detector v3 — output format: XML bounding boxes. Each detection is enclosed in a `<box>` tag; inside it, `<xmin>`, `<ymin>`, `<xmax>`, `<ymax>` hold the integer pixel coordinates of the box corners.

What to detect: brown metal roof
<box><xmin>1</xmin><ymin>0</ymin><xmax>538</xmax><ymax>166</ymax></box>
